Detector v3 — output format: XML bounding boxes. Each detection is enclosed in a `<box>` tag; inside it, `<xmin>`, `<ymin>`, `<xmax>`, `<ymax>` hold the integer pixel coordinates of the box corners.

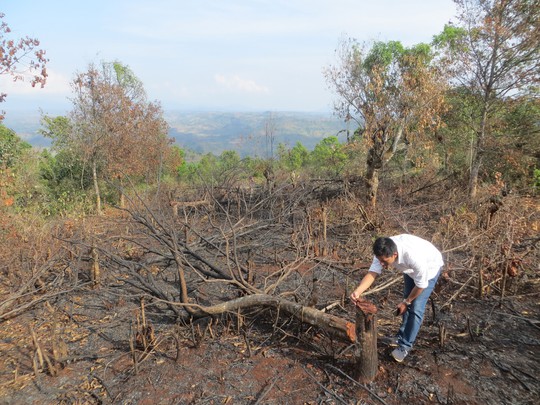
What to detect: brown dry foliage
<box><xmin>0</xmin><ymin>13</ymin><xmax>48</xmax><ymax>120</ymax></box>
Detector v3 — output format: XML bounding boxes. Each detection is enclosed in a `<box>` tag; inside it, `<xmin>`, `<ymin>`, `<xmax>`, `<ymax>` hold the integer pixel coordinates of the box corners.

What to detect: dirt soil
<box><xmin>1</xmin><ymin>186</ymin><xmax>539</xmax><ymax>405</ymax></box>
<box><xmin>1</xmin><ymin>268</ymin><xmax>538</xmax><ymax>405</ymax></box>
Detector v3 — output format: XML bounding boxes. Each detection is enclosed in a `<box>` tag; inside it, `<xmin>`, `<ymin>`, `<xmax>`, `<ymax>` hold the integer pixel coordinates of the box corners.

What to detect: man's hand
<box><xmin>349</xmin><ymin>272</ymin><xmax>378</xmax><ymax>305</ymax></box>
<box><xmin>395</xmin><ymin>301</ymin><xmax>409</xmax><ymax>316</ymax></box>
<box><xmin>350</xmin><ymin>291</ymin><xmax>364</xmax><ymax>304</ymax></box>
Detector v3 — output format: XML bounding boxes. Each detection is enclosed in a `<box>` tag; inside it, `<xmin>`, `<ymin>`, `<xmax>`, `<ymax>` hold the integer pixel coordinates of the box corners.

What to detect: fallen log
<box><xmin>179</xmin><ymin>293</ymin><xmax>357</xmax><ymax>343</ymax></box>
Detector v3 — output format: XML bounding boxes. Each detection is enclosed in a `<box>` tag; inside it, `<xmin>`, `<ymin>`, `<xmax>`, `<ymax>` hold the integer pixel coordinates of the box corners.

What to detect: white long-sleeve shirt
<box><xmin>368</xmin><ymin>234</ymin><xmax>444</xmax><ymax>288</ymax></box>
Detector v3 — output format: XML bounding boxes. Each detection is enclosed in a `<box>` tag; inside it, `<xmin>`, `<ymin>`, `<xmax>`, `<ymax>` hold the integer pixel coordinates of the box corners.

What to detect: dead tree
<box><xmin>86</xmin><ymin>180</ymin><xmax>373</xmax><ymax>353</ymax></box>
<box><xmin>354</xmin><ymin>300</ymin><xmax>378</xmax><ymax>383</ymax></box>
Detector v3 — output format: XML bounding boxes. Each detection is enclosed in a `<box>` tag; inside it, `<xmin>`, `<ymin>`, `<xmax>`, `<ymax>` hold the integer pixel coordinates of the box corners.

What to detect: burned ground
<box><xmin>1</xmin><ymin>179</ymin><xmax>539</xmax><ymax>404</ymax></box>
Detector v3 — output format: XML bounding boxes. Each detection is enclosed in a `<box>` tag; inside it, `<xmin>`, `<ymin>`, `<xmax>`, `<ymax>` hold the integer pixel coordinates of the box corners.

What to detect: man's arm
<box><xmin>405</xmin><ymin>286</ymin><xmax>424</xmax><ymax>303</ymax></box>
<box><xmin>350</xmin><ymin>271</ymin><xmax>378</xmax><ymax>303</ymax></box>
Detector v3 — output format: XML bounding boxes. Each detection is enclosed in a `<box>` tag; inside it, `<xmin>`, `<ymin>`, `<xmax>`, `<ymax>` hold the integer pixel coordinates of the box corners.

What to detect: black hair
<box><xmin>373</xmin><ymin>237</ymin><xmax>397</xmax><ymax>257</ymax></box>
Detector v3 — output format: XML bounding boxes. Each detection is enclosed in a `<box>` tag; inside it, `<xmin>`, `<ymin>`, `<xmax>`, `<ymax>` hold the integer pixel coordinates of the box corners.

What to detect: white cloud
<box><xmin>0</xmin><ymin>68</ymin><xmax>71</xmax><ymax>96</ymax></box>
<box><xmin>214</xmin><ymin>74</ymin><xmax>269</xmax><ymax>93</ymax></box>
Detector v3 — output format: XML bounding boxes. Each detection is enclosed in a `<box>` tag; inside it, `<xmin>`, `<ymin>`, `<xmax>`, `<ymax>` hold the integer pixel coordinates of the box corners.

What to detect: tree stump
<box><xmin>354</xmin><ymin>300</ymin><xmax>378</xmax><ymax>383</ymax></box>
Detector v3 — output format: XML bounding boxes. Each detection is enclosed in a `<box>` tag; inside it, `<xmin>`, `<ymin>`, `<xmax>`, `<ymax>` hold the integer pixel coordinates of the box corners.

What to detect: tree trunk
<box><xmin>365</xmin><ymin>126</ymin><xmax>403</xmax><ymax>206</ymax></box>
<box><xmin>173</xmin><ymin>251</ymin><xmax>194</xmax><ymax>316</ymax></box>
<box><xmin>119</xmin><ymin>177</ymin><xmax>125</xmax><ymax>209</ymax></box>
<box><xmin>469</xmin><ymin>102</ymin><xmax>489</xmax><ymax>199</ymax></box>
<box><xmin>92</xmin><ymin>159</ymin><xmax>102</xmax><ymax>215</ymax></box>
<box><xmin>91</xmin><ymin>246</ymin><xmax>100</xmax><ymax>287</ymax></box>
<box><xmin>365</xmin><ymin>160</ymin><xmax>379</xmax><ymax>208</ymax></box>
<box><xmin>120</xmin><ymin>191</ymin><xmax>125</xmax><ymax>209</ymax></box>
<box><xmin>354</xmin><ymin>300</ymin><xmax>378</xmax><ymax>383</ymax></box>
<box><xmin>469</xmin><ymin>134</ymin><xmax>483</xmax><ymax>199</ymax></box>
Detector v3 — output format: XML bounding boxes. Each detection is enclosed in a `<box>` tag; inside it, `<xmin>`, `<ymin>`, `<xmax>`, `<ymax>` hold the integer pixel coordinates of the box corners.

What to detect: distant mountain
<box><xmin>2</xmin><ymin>111</ymin><xmax>51</xmax><ymax>148</ymax></box>
<box><xmin>166</xmin><ymin>111</ymin><xmax>354</xmax><ymax>156</ymax></box>
<box><xmin>4</xmin><ymin>110</ymin><xmax>355</xmax><ymax>156</ymax></box>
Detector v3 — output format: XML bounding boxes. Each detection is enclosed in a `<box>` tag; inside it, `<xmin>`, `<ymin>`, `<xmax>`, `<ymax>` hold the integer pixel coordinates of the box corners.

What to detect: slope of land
<box><xmin>0</xmin><ymin>178</ymin><xmax>538</xmax><ymax>404</ymax></box>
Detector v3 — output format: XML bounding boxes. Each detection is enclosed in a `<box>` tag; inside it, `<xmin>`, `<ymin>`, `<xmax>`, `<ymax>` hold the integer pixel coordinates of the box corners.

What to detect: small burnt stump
<box><xmin>354</xmin><ymin>300</ymin><xmax>378</xmax><ymax>383</ymax></box>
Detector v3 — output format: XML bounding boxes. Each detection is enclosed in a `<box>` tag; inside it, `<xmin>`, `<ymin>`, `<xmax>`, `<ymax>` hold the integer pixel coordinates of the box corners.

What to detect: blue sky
<box><xmin>1</xmin><ymin>0</ymin><xmax>456</xmax><ymax>116</ymax></box>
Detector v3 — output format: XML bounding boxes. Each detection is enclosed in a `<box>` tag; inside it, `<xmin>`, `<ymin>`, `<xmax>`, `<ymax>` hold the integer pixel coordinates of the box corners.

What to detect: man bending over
<box><xmin>350</xmin><ymin>235</ymin><xmax>444</xmax><ymax>362</ymax></box>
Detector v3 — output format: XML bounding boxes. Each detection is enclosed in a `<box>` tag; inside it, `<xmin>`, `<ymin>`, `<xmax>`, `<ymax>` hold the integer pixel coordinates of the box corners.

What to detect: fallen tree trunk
<box><xmin>173</xmin><ymin>293</ymin><xmax>357</xmax><ymax>343</ymax></box>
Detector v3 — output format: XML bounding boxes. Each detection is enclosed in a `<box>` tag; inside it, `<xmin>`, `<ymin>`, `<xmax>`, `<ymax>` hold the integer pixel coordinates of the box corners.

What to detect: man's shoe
<box><xmin>391</xmin><ymin>346</ymin><xmax>409</xmax><ymax>363</ymax></box>
<box><xmin>380</xmin><ymin>336</ymin><xmax>400</xmax><ymax>347</ymax></box>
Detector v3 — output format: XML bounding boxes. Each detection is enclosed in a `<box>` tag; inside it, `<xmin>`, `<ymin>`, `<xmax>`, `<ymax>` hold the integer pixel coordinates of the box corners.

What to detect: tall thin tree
<box><xmin>433</xmin><ymin>0</ymin><xmax>540</xmax><ymax>198</ymax></box>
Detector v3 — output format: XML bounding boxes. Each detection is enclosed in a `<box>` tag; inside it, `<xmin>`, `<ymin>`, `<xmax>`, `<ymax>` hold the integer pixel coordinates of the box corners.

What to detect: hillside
<box><xmin>3</xmin><ymin>110</ymin><xmax>353</xmax><ymax>156</ymax></box>
<box><xmin>165</xmin><ymin>111</ymin><xmax>352</xmax><ymax>156</ymax></box>
<box><xmin>1</xmin><ymin>179</ymin><xmax>538</xmax><ymax>404</ymax></box>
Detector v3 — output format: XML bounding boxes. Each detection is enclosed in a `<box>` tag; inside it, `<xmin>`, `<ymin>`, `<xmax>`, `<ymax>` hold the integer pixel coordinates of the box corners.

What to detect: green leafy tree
<box><xmin>38</xmin><ymin>148</ymin><xmax>91</xmax><ymax>216</ymax></box>
<box><xmin>433</xmin><ymin>0</ymin><xmax>540</xmax><ymax>197</ymax></box>
<box><xmin>0</xmin><ymin>124</ymin><xmax>31</xmax><ymax>169</ymax></box>
<box><xmin>310</xmin><ymin>136</ymin><xmax>348</xmax><ymax>178</ymax></box>
<box><xmin>219</xmin><ymin>150</ymin><xmax>241</xmax><ymax>172</ymax></box>
<box><xmin>39</xmin><ymin>115</ymin><xmax>73</xmax><ymax>151</ymax></box>
<box><xmin>489</xmin><ymin>94</ymin><xmax>540</xmax><ymax>186</ymax></box>
<box><xmin>436</xmin><ymin>87</ymin><xmax>482</xmax><ymax>174</ymax></box>
<box><xmin>0</xmin><ymin>124</ymin><xmax>37</xmax><ymax>209</ymax></box>
<box><xmin>278</xmin><ymin>142</ymin><xmax>309</xmax><ymax>172</ymax></box>
<box><xmin>38</xmin><ymin>114</ymin><xmax>96</xmax><ymax>214</ymax></box>
<box><xmin>180</xmin><ymin>153</ymin><xmax>219</xmax><ymax>186</ymax></box>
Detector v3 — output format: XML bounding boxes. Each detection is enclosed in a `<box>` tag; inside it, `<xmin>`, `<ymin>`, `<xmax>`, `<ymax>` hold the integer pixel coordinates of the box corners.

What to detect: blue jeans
<box><xmin>397</xmin><ymin>269</ymin><xmax>441</xmax><ymax>350</ymax></box>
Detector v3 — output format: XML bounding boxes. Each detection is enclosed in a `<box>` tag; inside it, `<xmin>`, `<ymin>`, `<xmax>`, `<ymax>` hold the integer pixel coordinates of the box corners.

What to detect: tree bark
<box><xmin>469</xmin><ymin>98</ymin><xmax>490</xmax><ymax>199</ymax></box>
<box><xmin>365</xmin><ymin>163</ymin><xmax>379</xmax><ymax>207</ymax></box>
<box><xmin>469</xmin><ymin>130</ymin><xmax>484</xmax><ymax>199</ymax></box>
<box><xmin>365</xmin><ymin>126</ymin><xmax>402</xmax><ymax>206</ymax></box>
<box><xmin>354</xmin><ymin>300</ymin><xmax>378</xmax><ymax>383</ymax></box>
<box><xmin>91</xmin><ymin>246</ymin><xmax>100</xmax><ymax>287</ymax></box>
<box><xmin>92</xmin><ymin>158</ymin><xmax>102</xmax><ymax>215</ymax></box>
<box><xmin>119</xmin><ymin>177</ymin><xmax>125</xmax><ymax>209</ymax></box>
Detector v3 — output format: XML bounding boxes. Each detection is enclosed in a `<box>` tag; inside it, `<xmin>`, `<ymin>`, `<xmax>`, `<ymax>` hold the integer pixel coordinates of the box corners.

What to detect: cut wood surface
<box><xmin>354</xmin><ymin>299</ymin><xmax>378</xmax><ymax>383</ymax></box>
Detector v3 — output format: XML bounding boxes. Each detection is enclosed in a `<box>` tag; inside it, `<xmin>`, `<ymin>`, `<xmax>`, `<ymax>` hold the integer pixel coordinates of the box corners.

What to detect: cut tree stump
<box><xmin>354</xmin><ymin>300</ymin><xmax>378</xmax><ymax>383</ymax></box>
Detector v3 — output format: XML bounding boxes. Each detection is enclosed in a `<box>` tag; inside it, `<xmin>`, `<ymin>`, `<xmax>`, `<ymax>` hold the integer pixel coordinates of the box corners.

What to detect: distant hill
<box><xmin>3</xmin><ymin>110</ymin><xmax>355</xmax><ymax>156</ymax></box>
<box><xmin>166</xmin><ymin>111</ymin><xmax>353</xmax><ymax>156</ymax></box>
<box><xmin>2</xmin><ymin>111</ymin><xmax>51</xmax><ymax>148</ymax></box>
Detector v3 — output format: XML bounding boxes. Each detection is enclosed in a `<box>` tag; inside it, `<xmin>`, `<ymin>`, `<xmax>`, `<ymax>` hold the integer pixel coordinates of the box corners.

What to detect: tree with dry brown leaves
<box><xmin>325</xmin><ymin>39</ymin><xmax>447</xmax><ymax>206</ymax></box>
<box><xmin>0</xmin><ymin>12</ymin><xmax>48</xmax><ymax>120</ymax></box>
<box><xmin>69</xmin><ymin>61</ymin><xmax>175</xmax><ymax>214</ymax></box>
